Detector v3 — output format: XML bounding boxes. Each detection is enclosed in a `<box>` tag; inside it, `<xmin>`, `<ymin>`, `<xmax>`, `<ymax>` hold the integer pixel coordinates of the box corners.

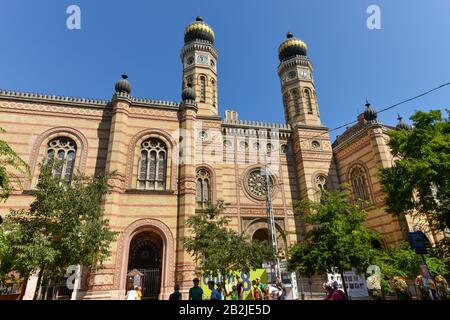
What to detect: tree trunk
<box><xmin>340</xmin><ymin>272</ymin><xmax>350</xmax><ymax>300</ymax></box>
<box><xmin>33</xmin><ymin>265</ymin><xmax>45</xmax><ymax>300</ymax></box>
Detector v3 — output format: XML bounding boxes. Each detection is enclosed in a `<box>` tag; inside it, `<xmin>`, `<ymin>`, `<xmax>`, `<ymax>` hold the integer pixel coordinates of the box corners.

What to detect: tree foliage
<box><xmin>1</xmin><ymin>161</ymin><xmax>118</xmax><ymax>286</ymax></box>
<box><xmin>0</xmin><ymin>127</ymin><xmax>30</xmax><ymax>202</ymax></box>
<box><xmin>183</xmin><ymin>201</ymin><xmax>275</xmax><ymax>276</ymax></box>
<box><xmin>379</xmin><ymin>109</ymin><xmax>450</xmax><ymax>256</ymax></box>
<box><xmin>288</xmin><ymin>189</ymin><xmax>380</xmax><ymax>280</ymax></box>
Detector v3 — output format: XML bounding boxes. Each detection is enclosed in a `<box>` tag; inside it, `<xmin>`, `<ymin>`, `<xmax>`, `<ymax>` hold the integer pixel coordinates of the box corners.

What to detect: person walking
<box><xmin>189</xmin><ymin>278</ymin><xmax>203</xmax><ymax>300</ymax></box>
<box><xmin>250</xmin><ymin>280</ymin><xmax>263</xmax><ymax>300</ymax></box>
<box><xmin>208</xmin><ymin>281</ymin><xmax>221</xmax><ymax>300</ymax></box>
<box><xmin>169</xmin><ymin>284</ymin><xmax>182</xmax><ymax>300</ymax></box>
<box><xmin>136</xmin><ymin>286</ymin><xmax>142</xmax><ymax>300</ymax></box>
<box><xmin>227</xmin><ymin>285</ymin><xmax>239</xmax><ymax>300</ymax></box>
<box><xmin>126</xmin><ymin>286</ymin><xmax>139</xmax><ymax>300</ymax></box>
<box><xmin>235</xmin><ymin>275</ymin><xmax>244</xmax><ymax>300</ymax></box>
<box><xmin>256</xmin><ymin>277</ymin><xmax>266</xmax><ymax>300</ymax></box>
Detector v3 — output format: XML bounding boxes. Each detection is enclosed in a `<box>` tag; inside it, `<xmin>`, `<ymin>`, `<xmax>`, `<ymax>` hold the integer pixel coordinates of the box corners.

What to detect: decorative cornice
<box><xmin>222</xmin><ymin>118</ymin><xmax>291</xmax><ymax>131</ymax></box>
<box><xmin>277</xmin><ymin>56</ymin><xmax>312</xmax><ymax>74</ymax></box>
<box><xmin>181</xmin><ymin>40</ymin><xmax>219</xmax><ymax>59</ymax></box>
<box><xmin>131</xmin><ymin>96</ymin><xmax>180</xmax><ymax>108</ymax></box>
<box><xmin>332</xmin><ymin>122</ymin><xmax>393</xmax><ymax>153</ymax></box>
<box><xmin>0</xmin><ymin>89</ymin><xmax>109</xmax><ymax>107</ymax></box>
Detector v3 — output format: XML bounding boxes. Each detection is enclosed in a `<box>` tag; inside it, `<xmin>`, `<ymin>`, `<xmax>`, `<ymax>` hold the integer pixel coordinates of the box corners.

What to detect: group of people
<box><xmin>168</xmin><ymin>275</ymin><xmax>285</xmax><ymax>300</ymax></box>
<box><xmin>323</xmin><ymin>277</ymin><xmax>348</xmax><ymax>300</ymax></box>
<box><xmin>126</xmin><ymin>286</ymin><xmax>143</xmax><ymax>300</ymax></box>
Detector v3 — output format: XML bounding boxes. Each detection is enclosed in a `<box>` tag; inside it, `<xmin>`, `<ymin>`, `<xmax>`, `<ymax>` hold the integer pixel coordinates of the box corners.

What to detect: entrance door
<box><xmin>128</xmin><ymin>231</ymin><xmax>163</xmax><ymax>300</ymax></box>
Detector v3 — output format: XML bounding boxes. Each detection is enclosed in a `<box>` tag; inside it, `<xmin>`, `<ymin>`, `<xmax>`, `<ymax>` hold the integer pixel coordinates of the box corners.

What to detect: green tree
<box><xmin>0</xmin><ymin>127</ymin><xmax>30</xmax><ymax>202</ymax></box>
<box><xmin>183</xmin><ymin>201</ymin><xmax>275</xmax><ymax>276</ymax></box>
<box><xmin>288</xmin><ymin>188</ymin><xmax>381</xmax><ymax>297</ymax></box>
<box><xmin>379</xmin><ymin>109</ymin><xmax>450</xmax><ymax>256</ymax></box>
<box><xmin>1</xmin><ymin>161</ymin><xmax>118</xmax><ymax>294</ymax></box>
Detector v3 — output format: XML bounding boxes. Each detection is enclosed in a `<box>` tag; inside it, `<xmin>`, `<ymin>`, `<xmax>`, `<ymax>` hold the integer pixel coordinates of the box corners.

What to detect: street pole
<box><xmin>263</xmin><ymin>156</ymin><xmax>281</xmax><ymax>282</ymax></box>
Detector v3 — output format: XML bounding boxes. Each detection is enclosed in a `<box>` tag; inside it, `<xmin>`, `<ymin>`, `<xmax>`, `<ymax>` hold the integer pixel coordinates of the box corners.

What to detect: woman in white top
<box><xmin>126</xmin><ymin>286</ymin><xmax>138</xmax><ymax>300</ymax></box>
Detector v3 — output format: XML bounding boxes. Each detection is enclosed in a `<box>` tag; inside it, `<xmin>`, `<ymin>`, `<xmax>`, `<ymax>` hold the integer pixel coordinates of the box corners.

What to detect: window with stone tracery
<box><xmin>291</xmin><ymin>89</ymin><xmax>301</xmax><ymax>115</ymax></box>
<box><xmin>350</xmin><ymin>166</ymin><xmax>370</xmax><ymax>203</ymax></box>
<box><xmin>46</xmin><ymin>137</ymin><xmax>77</xmax><ymax>182</ymax></box>
<box><xmin>245</xmin><ymin>168</ymin><xmax>274</xmax><ymax>200</ymax></box>
<box><xmin>305</xmin><ymin>89</ymin><xmax>313</xmax><ymax>114</ymax></box>
<box><xmin>212</xmin><ymin>79</ymin><xmax>217</xmax><ymax>109</ymax></box>
<box><xmin>137</xmin><ymin>139</ymin><xmax>167</xmax><ymax>190</ymax></box>
<box><xmin>196</xmin><ymin>169</ymin><xmax>211</xmax><ymax>209</ymax></box>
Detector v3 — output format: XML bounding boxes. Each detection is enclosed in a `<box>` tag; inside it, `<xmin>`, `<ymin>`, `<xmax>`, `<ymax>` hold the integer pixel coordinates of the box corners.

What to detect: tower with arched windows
<box><xmin>181</xmin><ymin>17</ymin><xmax>219</xmax><ymax>117</ymax></box>
<box><xmin>278</xmin><ymin>33</ymin><xmax>321</xmax><ymax>127</ymax></box>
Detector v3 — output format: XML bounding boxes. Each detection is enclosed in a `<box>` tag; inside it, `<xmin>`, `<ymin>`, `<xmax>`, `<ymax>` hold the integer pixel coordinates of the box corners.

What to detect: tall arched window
<box><xmin>138</xmin><ymin>139</ymin><xmax>167</xmax><ymax>190</ymax></box>
<box><xmin>305</xmin><ymin>89</ymin><xmax>313</xmax><ymax>114</ymax></box>
<box><xmin>350</xmin><ymin>166</ymin><xmax>370</xmax><ymax>202</ymax></box>
<box><xmin>283</xmin><ymin>93</ymin><xmax>290</xmax><ymax>122</ymax></box>
<box><xmin>196</xmin><ymin>169</ymin><xmax>211</xmax><ymax>209</ymax></box>
<box><xmin>291</xmin><ymin>89</ymin><xmax>301</xmax><ymax>115</ymax></box>
<box><xmin>211</xmin><ymin>79</ymin><xmax>217</xmax><ymax>109</ymax></box>
<box><xmin>200</xmin><ymin>76</ymin><xmax>206</xmax><ymax>102</ymax></box>
<box><xmin>46</xmin><ymin>137</ymin><xmax>77</xmax><ymax>181</ymax></box>
<box><xmin>315</xmin><ymin>175</ymin><xmax>328</xmax><ymax>202</ymax></box>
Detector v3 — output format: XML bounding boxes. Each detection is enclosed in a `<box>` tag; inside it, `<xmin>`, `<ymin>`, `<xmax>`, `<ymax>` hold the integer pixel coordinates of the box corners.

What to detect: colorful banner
<box><xmin>200</xmin><ymin>269</ymin><xmax>267</xmax><ymax>300</ymax></box>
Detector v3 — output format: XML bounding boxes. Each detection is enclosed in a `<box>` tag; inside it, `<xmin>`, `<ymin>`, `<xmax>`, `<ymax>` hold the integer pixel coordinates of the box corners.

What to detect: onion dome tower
<box><xmin>181</xmin><ymin>84</ymin><xmax>196</xmax><ymax>102</ymax></box>
<box><xmin>115</xmin><ymin>73</ymin><xmax>131</xmax><ymax>95</ymax></box>
<box><xmin>363</xmin><ymin>100</ymin><xmax>378</xmax><ymax>122</ymax></box>
<box><xmin>278</xmin><ymin>32</ymin><xmax>308</xmax><ymax>61</ymax></box>
<box><xmin>184</xmin><ymin>16</ymin><xmax>215</xmax><ymax>45</ymax></box>
<box><xmin>277</xmin><ymin>32</ymin><xmax>321</xmax><ymax>127</ymax></box>
<box><xmin>181</xmin><ymin>17</ymin><xmax>218</xmax><ymax>117</ymax></box>
<box><xmin>396</xmin><ymin>114</ymin><xmax>412</xmax><ymax>130</ymax></box>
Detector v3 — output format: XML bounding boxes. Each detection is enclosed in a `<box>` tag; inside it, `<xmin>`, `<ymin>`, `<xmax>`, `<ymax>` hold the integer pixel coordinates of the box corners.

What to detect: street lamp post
<box><xmin>263</xmin><ymin>156</ymin><xmax>281</xmax><ymax>282</ymax></box>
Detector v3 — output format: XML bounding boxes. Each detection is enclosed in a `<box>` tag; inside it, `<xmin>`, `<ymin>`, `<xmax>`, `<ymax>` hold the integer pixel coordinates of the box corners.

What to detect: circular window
<box><xmin>253</xmin><ymin>142</ymin><xmax>260</xmax><ymax>150</ymax></box>
<box><xmin>311</xmin><ymin>140</ymin><xmax>321</xmax><ymax>150</ymax></box>
<box><xmin>245</xmin><ymin>168</ymin><xmax>275</xmax><ymax>200</ymax></box>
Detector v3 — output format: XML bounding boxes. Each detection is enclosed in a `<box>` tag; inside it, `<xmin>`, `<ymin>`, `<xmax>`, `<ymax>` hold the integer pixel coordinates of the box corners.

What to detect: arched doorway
<box><xmin>252</xmin><ymin>228</ymin><xmax>270</xmax><ymax>242</ymax></box>
<box><xmin>127</xmin><ymin>231</ymin><xmax>163</xmax><ymax>300</ymax></box>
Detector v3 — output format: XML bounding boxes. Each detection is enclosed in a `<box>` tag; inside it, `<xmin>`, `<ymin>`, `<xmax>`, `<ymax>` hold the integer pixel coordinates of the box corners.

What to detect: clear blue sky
<box><xmin>1</xmin><ymin>0</ymin><xmax>449</xmax><ymax>140</ymax></box>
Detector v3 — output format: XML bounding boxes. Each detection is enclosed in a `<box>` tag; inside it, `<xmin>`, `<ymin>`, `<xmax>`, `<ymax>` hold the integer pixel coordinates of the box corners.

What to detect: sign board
<box><xmin>200</xmin><ymin>269</ymin><xmax>267</xmax><ymax>300</ymax></box>
<box><xmin>328</xmin><ymin>270</ymin><xmax>369</xmax><ymax>299</ymax></box>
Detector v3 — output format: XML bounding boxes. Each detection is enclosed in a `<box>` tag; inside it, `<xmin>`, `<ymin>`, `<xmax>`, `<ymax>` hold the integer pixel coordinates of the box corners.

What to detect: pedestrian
<box><xmin>227</xmin><ymin>285</ymin><xmax>239</xmax><ymax>300</ymax></box>
<box><xmin>189</xmin><ymin>278</ymin><xmax>203</xmax><ymax>300</ymax></box>
<box><xmin>208</xmin><ymin>280</ymin><xmax>221</xmax><ymax>300</ymax></box>
<box><xmin>256</xmin><ymin>277</ymin><xmax>267</xmax><ymax>300</ymax></box>
<box><xmin>250</xmin><ymin>280</ymin><xmax>262</xmax><ymax>300</ymax></box>
<box><xmin>218</xmin><ymin>282</ymin><xmax>226</xmax><ymax>300</ymax></box>
<box><xmin>136</xmin><ymin>286</ymin><xmax>142</xmax><ymax>300</ymax></box>
<box><xmin>126</xmin><ymin>286</ymin><xmax>139</xmax><ymax>300</ymax></box>
<box><xmin>329</xmin><ymin>275</ymin><xmax>339</xmax><ymax>290</ymax></box>
<box><xmin>235</xmin><ymin>275</ymin><xmax>244</xmax><ymax>300</ymax></box>
<box><xmin>169</xmin><ymin>284</ymin><xmax>182</xmax><ymax>300</ymax></box>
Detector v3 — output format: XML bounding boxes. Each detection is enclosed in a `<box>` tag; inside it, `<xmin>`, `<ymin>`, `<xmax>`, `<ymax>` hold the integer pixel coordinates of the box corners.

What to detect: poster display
<box><xmin>200</xmin><ymin>269</ymin><xmax>267</xmax><ymax>300</ymax></box>
<box><xmin>327</xmin><ymin>269</ymin><xmax>369</xmax><ymax>299</ymax></box>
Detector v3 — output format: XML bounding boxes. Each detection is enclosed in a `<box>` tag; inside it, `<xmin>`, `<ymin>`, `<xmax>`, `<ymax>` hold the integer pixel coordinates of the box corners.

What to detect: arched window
<box><xmin>138</xmin><ymin>139</ymin><xmax>167</xmax><ymax>190</ymax></box>
<box><xmin>316</xmin><ymin>175</ymin><xmax>328</xmax><ymax>191</ymax></box>
<box><xmin>211</xmin><ymin>79</ymin><xmax>217</xmax><ymax>109</ymax></box>
<box><xmin>305</xmin><ymin>89</ymin><xmax>313</xmax><ymax>114</ymax></box>
<box><xmin>185</xmin><ymin>76</ymin><xmax>193</xmax><ymax>89</ymax></box>
<box><xmin>315</xmin><ymin>175</ymin><xmax>328</xmax><ymax>202</ymax></box>
<box><xmin>350</xmin><ymin>166</ymin><xmax>370</xmax><ymax>202</ymax></box>
<box><xmin>291</xmin><ymin>89</ymin><xmax>301</xmax><ymax>115</ymax></box>
<box><xmin>200</xmin><ymin>76</ymin><xmax>206</xmax><ymax>102</ymax></box>
<box><xmin>46</xmin><ymin>137</ymin><xmax>77</xmax><ymax>181</ymax></box>
<box><xmin>196</xmin><ymin>169</ymin><xmax>211</xmax><ymax>209</ymax></box>
<box><xmin>283</xmin><ymin>93</ymin><xmax>290</xmax><ymax>122</ymax></box>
